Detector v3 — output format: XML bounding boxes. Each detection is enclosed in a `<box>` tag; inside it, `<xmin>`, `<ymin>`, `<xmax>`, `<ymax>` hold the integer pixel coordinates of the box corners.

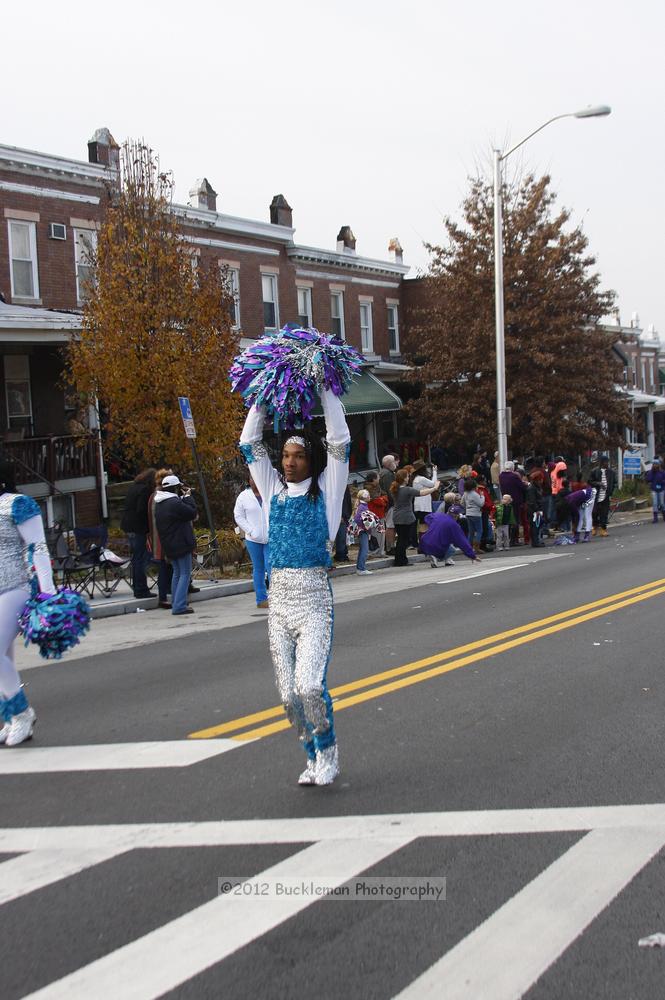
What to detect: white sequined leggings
<box><xmin>0</xmin><ymin>588</ymin><xmax>28</xmax><ymax>700</ymax></box>
<box><xmin>268</xmin><ymin>567</ymin><xmax>335</xmax><ymax>759</ymax></box>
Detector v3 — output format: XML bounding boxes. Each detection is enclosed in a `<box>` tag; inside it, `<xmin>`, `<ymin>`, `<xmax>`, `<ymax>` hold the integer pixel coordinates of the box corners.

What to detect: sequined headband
<box><xmin>285</xmin><ymin>435</ymin><xmax>307</xmax><ymax>448</ymax></box>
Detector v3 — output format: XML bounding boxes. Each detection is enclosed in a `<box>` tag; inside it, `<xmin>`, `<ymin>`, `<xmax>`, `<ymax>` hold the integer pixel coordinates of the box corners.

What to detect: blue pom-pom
<box><xmin>229</xmin><ymin>325</ymin><xmax>362</xmax><ymax>431</ymax></box>
<box><xmin>18</xmin><ymin>589</ymin><xmax>91</xmax><ymax>661</ymax></box>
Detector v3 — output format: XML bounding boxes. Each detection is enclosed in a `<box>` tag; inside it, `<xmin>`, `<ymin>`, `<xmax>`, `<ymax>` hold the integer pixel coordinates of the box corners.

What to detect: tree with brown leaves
<box><xmin>66</xmin><ymin>140</ymin><xmax>242</xmax><ymax>473</ymax></box>
<box><xmin>404</xmin><ymin>173</ymin><xmax>632</xmax><ymax>457</ymax></box>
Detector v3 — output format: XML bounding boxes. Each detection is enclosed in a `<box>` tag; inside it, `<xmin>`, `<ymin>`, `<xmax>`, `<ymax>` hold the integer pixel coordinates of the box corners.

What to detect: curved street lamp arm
<box><xmin>500</xmin><ymin>113</ymin><xmax>574</xmax><ymax>162</ymax></box>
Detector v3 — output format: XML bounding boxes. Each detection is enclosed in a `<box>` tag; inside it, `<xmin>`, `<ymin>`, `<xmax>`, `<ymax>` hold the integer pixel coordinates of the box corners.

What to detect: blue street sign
<box><xmin>623</xmin><ymin>453</ymin><xmax>641</xmax><ymax>476</ymax></box>
<box><xmin>177</xmin><ymin>396</ymin><xmax>196</xmax><ymax>439</ymax></box>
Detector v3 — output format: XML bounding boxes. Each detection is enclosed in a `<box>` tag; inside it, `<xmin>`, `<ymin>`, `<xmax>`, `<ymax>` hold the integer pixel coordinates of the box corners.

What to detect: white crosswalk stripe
<box><xmin>0</xmin><ymin>803</ymin><xmax>663</xmax><ymax>998</ymax></box>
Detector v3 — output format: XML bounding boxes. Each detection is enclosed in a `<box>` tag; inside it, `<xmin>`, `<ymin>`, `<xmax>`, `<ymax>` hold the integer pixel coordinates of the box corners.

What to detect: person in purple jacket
<box><xmin>498</xmin><ymin>462</ymin><xmax>527</xmax><ymax>546</ymax></box>
<box><xmin>645</xmin><ymin>460</ymin><xmax>665</xmax><ymax>523</ymax></box>
<box><xmin>419</xmin><ymin>505</ymin><xmax>482</xmax><ymax>568</ymax></box>
<box><xmin>565</xmin><ymin>486</ymin><xmax>596</xmax><ymax>542</ymax></box>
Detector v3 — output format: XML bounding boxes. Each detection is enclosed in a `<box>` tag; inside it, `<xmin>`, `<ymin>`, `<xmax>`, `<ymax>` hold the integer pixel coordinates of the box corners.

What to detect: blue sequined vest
<box><xmin>269</xmin><ymin>490</ymin><xmax>331</xmax><ymax>569</ymax></box>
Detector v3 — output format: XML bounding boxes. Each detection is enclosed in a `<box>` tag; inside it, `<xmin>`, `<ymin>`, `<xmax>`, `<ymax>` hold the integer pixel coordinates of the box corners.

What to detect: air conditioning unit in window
<box><xmin>48</xmin><ymin>223</ymin><xmax>67</xmax><ymax>240</ymax></box>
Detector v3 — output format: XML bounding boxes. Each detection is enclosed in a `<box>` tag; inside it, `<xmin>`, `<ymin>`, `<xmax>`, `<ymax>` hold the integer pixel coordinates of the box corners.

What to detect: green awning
<box><xmin>313</xmin><ymin>371</ymin><xmax>403</xmax><ymax>417</ymax></box>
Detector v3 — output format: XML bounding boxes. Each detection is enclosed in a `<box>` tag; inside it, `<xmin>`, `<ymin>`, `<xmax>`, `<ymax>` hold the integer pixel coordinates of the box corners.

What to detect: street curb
<box><xmin>88</xmin><ymin>511</ymin><xmax>655</xmax><ymax>620</ymax></box>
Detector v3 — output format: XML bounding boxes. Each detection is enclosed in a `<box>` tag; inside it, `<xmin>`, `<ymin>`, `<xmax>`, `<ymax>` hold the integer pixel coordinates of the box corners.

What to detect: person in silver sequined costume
<box><xmin>239</xmin><ymin>390</ymin><xmax>350</xmax><ymax>786</ymax></box>
<box><xmin>0</xmin><ymin>459</ymin><xmax>56</xmax><ymax>746</ymax></box>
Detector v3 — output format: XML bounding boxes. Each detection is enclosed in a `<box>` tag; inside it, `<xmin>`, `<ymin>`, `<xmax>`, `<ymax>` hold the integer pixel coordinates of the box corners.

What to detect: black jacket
<box><xmin>120</xmin><ymin>481</ymin><xmax>152</xmax><ymax>534</ymax></box>
<box><xmin>154</xmin><ymin>493</ymin><xmax>198</xmax><ymax>559</ymax></box>
<box><xmin>588</xmin><ymin>466</ymin><xmax>617</xmax><ymax>497</ymax></box>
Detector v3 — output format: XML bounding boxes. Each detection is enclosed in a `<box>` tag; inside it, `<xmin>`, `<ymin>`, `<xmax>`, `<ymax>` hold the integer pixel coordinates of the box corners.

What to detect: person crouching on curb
<box><xmin>154</xmin><ymin>475</ymin><xmax>198</xmax><ymax>615</ymax></box>
<box><xmin>234</xmin><ymin>476</ymin><xmax>270</xmax><ymax>608</ymax></box>
<box><xmin>419</xmin><ymin>504</ymin><xmax>482</xmax><ymax>568</ymax></box>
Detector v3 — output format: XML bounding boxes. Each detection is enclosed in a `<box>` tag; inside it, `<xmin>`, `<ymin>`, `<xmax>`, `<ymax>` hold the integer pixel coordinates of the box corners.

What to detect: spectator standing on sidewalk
<box><xmin>499</xmin><ymin>462</ymin><xmax>527</xmax><ymax>546</ymax></box>
<box><xmin>154</xmin><ymin>475</ymin><xmax>198</xmax><ymax>615</ymax></box>
<box><xmin>234</xmin><ymin>476</ymin><xmax>270</xmax><ymax>608</ymax></box>
<box><xmin>490</xmin><ymin>451</ymin><xmax>501</xmax><ymax>499</ymax></box>
<box><xmin>589</xmin><ymin>456</ymin><xmax>617</xmax><ymax>536</ymax></box>
<box><xmin>121</xmin><ymin>468</ymin><xmax>156</xmax><ymax>599</ymax></box>
<box><xmin>351</xmin><ymin>489</ymin><xmax>377</xmax><ymax>575</ymax></box>
<box><xmin>334</xmin><ymin>485</ymin><xmax>352</xmax><ymax>562</ymax></box>
<box><xmin>148</xmin><ymin>466</ymin><xmax>174</xmax><ymax>609</ymax></box>
<box><xmin>495</xmin><ymin>494</ymin><xmax>516</xmax><ymax>550</ymax></box>
<box><xmin>391</xmin><ymin>470</ymin><xmax>438</xmax><ymax>566</ymax></box>
<box><xmin>412</xmin><ymin>459</ymin><xmax>440</xmax><ymax>536</ymax></box>
<box><xmin>379</xmin><ymin>455</ymin><xmax>398</xmax><ymax>554</ymax></box>
<box><xmin>365</xmin><ymin>472</ymin><xmax>389</xmax><ymax>556</ymax></box>
<box><xmin>461</xmin><ymin>477</ymin><xmax>485</xmax><ymax>551</ymax></box>
<box><xmin>526</xmin><ymin>472</ymin><xmax>545</xmax><ymax>547</ymax></box>
<box><xmin>645</xmin><ymin>460</ymin><xmax>665</xmax><ymax>523</ymax></box>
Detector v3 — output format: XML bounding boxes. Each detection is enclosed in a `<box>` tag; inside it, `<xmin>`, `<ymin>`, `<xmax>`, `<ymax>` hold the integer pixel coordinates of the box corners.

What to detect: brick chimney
<box><xmin>336</xmin><ymin>226</ymin><xmax>356</xmax><ymax>254</ymax></box>
<box><xmin>270</xmin><ymin>194</ymin><xmax>292</xmax><ymax>227</ymax></box>
<box><xmin>188</xmin><ymin>178</ymin><xmax>217</xmax><ymax>212</ymax></box>
<box><xmin>388</xmin><ymin>237</ymin><xmax>403</xmax><ymax>264</ymax></box>
<box><xmin>88</xmin><ymin>128</ymin><xmax>120</xmax><ymax>170</ymax></box>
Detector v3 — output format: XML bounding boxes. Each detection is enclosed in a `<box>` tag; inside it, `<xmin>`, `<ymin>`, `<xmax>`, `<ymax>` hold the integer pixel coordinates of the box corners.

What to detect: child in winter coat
<box><xmin>494</xmin><ymin>494</ymin><xmax>516</xmax><ymax>550</ymax></box>
<box><xmin>351</xmin><ymin>489</ymin><xmax>378</xmax><ymax>575</ymax></box>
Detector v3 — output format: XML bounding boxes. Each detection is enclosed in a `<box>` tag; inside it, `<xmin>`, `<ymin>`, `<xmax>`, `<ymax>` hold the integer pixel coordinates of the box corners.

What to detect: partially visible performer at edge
<box><xmin>239</xmin><ymin>389</ymin><xmax>350</xmax><ymax>786</ymax></box>
<box><xmin>0</xmin><ymin>459</ymin><xmax>55</xmax><ymax>745</ymax></box>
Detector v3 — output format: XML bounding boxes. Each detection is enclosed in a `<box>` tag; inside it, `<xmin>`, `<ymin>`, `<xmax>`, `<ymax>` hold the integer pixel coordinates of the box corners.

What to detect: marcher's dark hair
<box><xmin>279</xmin><ymin>428</ymin><xmax>327</xmax><ymax>502</ymax></box>
<box><xmin>0</xmin><ymin>458</ymin><xmax>17</xmax><ymax>494</ymax></box>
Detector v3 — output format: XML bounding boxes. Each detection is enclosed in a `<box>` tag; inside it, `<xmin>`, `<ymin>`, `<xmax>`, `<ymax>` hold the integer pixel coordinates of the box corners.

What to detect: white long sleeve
<box><xmin>238</xmin><ymin>406</ymin><xmax>281</xmax><ymax>505</ymax></box>
<box><xmin>319</xmin><ymin>389</ymin><xmax>351</xmax><ymax>539</ymax></box>
<box><xmin>17</xmin><ymin>515</ymin><xmax>55</xmax><ymax>595</ymax></box>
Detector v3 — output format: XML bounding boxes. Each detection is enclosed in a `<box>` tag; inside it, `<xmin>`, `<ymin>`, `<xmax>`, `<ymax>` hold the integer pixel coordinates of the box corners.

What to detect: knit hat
<box><xmin>502</xmin><ymin>494</ymin><xmax>513</xmax><ymax>503</ymax></box>
<box><xmin>449</xmin><ymin>504</ymin><xmax>464</xmax><ymax>515</ymax></box>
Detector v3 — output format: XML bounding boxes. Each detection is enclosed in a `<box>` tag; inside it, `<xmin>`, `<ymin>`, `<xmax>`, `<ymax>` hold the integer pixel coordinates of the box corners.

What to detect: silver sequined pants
<box><xmin>268</xmin><ymin>567</ymin><xmax>336</xmax><ymax>759</ymax></box>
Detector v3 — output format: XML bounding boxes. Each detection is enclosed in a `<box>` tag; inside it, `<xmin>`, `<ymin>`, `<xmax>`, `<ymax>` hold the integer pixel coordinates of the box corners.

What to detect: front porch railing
<box><xmin>2</xmin><ymin>434</ymin><xmax>98</xmax><ymax>484</ymax></box>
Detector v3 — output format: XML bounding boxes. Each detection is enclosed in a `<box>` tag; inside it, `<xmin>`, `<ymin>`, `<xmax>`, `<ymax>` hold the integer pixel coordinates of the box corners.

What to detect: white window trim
<box><xmin>387</xmin><ymin>303</ymin><xmax>400</xmax><ymax>355</ymax></box>
<box><xmin>360</xmin><ymin>301</ymin><xmax>373</xmax><ymax>354</ymax></box>
<box><xmin>224</xmin><ymin>266</ymin><xmax>241</xmax><ymax>330</ymax></box>
<box><xmin>297</xmin><ymin>285</ymin><xmax>312</xmax><ymax>328</ymax></box>
<box><xmin>74</xmin><ymin>228</ymin><xmax>97</xmax><ymax>305</ymax></box>
<box><xmin>8</xmin><ymin>219</ymin><xmax>40</xmax><ymax>301</ymax></box>
<box><xmin>262</xmin><ymin>273</ymin><xmax>280</xmax><ymax>331</ymax></box>
<box><xmin>330</xmin><ymin>290</ymin><xmax>345</xmax><ymax>339</ymax></box>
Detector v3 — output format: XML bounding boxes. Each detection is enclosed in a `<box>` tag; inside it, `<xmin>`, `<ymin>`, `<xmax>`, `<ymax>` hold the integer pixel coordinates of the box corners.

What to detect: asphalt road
<box><xmin>2</xmin><ymin>519</ymin><xmax>665</xmax><ymax>999</ymax></box>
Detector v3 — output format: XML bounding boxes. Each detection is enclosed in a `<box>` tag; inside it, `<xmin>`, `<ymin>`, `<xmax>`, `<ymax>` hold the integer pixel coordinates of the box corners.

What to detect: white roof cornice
<box><xmin>0</xmin><ymin>143</ymin><xmax>115</xmax><ymax>187</ymax></box>
<box><xmin>172</xmin><ymin>203</ymin><xmax>294</xmax><ymax>243</ymax></box>
<box><xmin>287</xmin><ymin>244</ymin><xmax>409</xmax><ymax>277</ymax></box>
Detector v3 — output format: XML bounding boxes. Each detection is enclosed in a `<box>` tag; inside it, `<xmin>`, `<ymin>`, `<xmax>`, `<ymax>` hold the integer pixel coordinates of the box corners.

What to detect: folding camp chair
<box><xmin>72</xmin><ymin>526</ymin><xmax>130</xmax><ymax>598</ymax></box>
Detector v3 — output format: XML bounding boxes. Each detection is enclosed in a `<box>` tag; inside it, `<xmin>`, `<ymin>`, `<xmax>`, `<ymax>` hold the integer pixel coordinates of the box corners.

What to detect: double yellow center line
<box><xmin>188</xmin><ymin>577</ymin><xmax>665</xmax><ymax>743</ymax></box>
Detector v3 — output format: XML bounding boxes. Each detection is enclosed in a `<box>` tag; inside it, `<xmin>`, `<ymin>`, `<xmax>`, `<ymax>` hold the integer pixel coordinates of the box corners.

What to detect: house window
<box><xmin>8</xmin><ymin>221</ymin><xmax>39</xmax><ymax>299</ymax></box>
<box><xmin>262</xmin><ymin>273</ymin><xmax>279</xmax><ymax>330</ymax></box>
<box><xmin>297</xmin><ymin>287</ymin><xmax>312</xmax><ymax>328</ymax></box>
<box><xmin>387</xmin><ymin>304</ymin><xmax>400</xmax><ymax>354</ymax></box>
<box><xmin>330</xmin><ymin>291</ymin><xmax>344</xmax><ymax>338</ymax></box>
<box><xmin>4</xmin><ymin>355</ymin><xmax>33</xmax><ymax>431</ymax></box>
<box><xmin>224</xmin><ymin>267</ymin><xmax>240</xmax><ymax>329</ymax></box>
<box><xmin>74</xmin><ymin>228</ymin><xmax>98</xmax><ymax>303</ymax></box>
<box><xmin>641</xmin><ymin>358</ymin><xmax>647</xmax><ymax>390</ymax></box>
<box><xmin>359</xmin><ymin>302</ymin><xmax>373</xmax><ymax>353</ymax></box>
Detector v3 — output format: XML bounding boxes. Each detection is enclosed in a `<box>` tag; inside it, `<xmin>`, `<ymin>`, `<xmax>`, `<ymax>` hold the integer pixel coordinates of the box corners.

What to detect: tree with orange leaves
<box><xmin>66</xmin><ymin>140</ymin><xmax>242</xmax><ymax>474</ymax></box>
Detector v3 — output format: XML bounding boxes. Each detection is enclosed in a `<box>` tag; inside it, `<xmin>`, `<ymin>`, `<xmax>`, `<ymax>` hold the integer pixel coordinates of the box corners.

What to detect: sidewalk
<box><xmin>68</xmin><ymin>508</ymin><xmax>656</xmax><ymax>621</ymax></box>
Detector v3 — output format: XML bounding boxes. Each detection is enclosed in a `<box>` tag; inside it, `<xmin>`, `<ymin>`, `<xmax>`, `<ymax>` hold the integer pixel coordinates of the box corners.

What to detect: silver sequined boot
<box><xmin>5</xmin><ymin>707</ymin><xmax>36</xmax><ymax>747</ymax></box>
<box><xmin>298</xmin><ymin>757</ymin><xmax>317</xmax><ymax>786</ymax></box>
<box><xmin>314</xmin><ymin>744</ymin><xmax>340</xmax><ymax>786</ymax></box>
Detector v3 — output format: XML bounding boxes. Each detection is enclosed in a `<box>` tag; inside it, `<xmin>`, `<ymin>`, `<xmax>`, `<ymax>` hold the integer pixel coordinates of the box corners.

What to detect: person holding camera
<box><xmin>154</xmin><ymin>475</ymin><xmax>198</xmax><ymax>615</ymax></box>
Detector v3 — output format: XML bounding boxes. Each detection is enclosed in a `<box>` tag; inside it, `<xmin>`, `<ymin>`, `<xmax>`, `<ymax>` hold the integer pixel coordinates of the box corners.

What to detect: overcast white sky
<box><xmin>4</xmin><ymin>0</ymin><xmax>663</xmax><ymax>338</ymax></box>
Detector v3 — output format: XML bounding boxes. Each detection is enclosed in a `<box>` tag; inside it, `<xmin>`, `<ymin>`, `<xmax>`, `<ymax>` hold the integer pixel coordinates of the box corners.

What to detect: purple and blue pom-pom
<box><xmin>229</xmin><ymin>324</ymin><xmax>362</xmax><ymax>430</ymax></box>
<box><xmin>18</xmin><ymin>589</ymin><xmax>91</xmax><ymax>660</ymax></box>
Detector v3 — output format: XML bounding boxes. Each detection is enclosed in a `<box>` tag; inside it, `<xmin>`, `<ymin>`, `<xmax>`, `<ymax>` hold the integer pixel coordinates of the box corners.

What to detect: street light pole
<box><xmin>492</xmin><ymin>105</ymin><xmax>611</xmax><ymax>471</ymax></box>
<box><xmin>493</xmin><ymin>149</ymin><xmax>508</xmax><ymax>470</ymax></box>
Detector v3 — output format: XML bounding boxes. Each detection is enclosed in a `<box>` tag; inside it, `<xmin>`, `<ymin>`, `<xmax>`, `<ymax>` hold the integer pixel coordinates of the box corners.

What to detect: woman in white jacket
<box><xmin>234</xmin><ymin>477</ymin><xmax>270</xmax><ymax>607</ymax></box>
